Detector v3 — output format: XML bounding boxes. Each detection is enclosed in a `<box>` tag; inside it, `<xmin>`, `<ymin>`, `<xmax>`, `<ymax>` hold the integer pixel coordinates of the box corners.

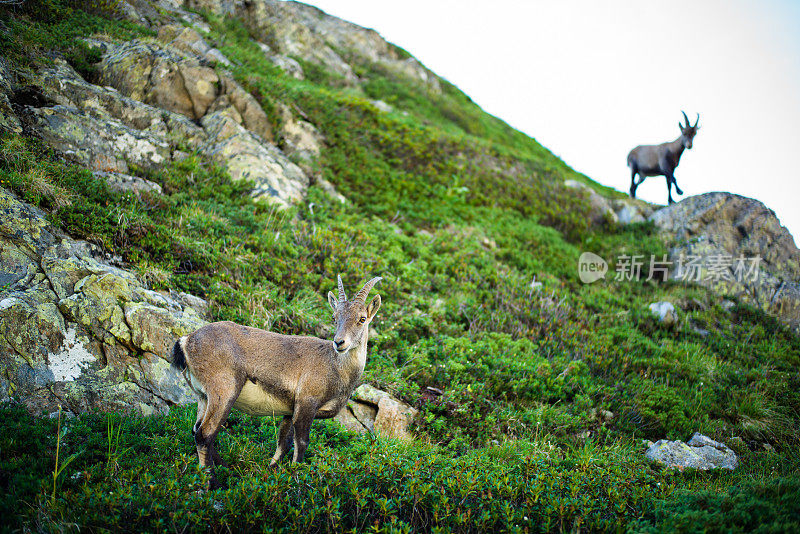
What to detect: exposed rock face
<box><xmin>185</xmin><ymin>0</ymin><xmax>441</xmax><ymax>92</ymax></box>
<box><xmin>0</xmin><ymin>188</ymin><xmax>206</xmax><ymax>415</ymax></box>
<box><xmin>333</xmin><ymin>384</ymin><xmax>418</xmax><ymax>440</ymax></box>
<box><xmin>26</xmin><ymin>105</ymin><xmax>171</xmax><ymax>173</ymax></box>
<box><xmin>22</xmin><ymin>57</ymin><xmax>204</xmax><ymax>174</ymax></box>
<box><xmin>564</xmin><ymin>180</ymin><xmax>656</xmax><ymax>227</ymax></box>
<box><xmin>650</xmin><ymin>192</ymin><xmax>800</xmax><ymax>332</ymax></box>
<box><xmin>96</xmin><ymin>39</ymin><xmax>220</xmax><ymax>120</ymax></box>
<box><xmin>276</xmin><ymin>102</ymin><xmax>323</xmax><ymax>171</ymax></box>
<box><xmin>564</xmin><ymin>180</ymin><xmax>617</xmax><ymax>227</ymax></box>
<box><xmin>200</xmin><ymin>110</ymin><xmax>308</xmax><ymax>207</ymax></box>
<box><xmin>257</xmin><ymin>42</ymin><xmax>305</xmax><ymax>80</ymax></box>
<box><xmin>0</xmin><ymin>59</ymin><xmax>22</xmax><ymax>134</ymax></box>
<box><xmin>34</xmin><ymin>58</ymin><xmax>207</xmax><ymax>149</ymax></box>
<box><xmin>645</xmin><ymin>433</ymin><xmax>738</xmax><ymax>470</ymax></box>
<box><xmin>15</xmin><ymin>47</ymin><xmax>306</xmax><ymax>207</ymax></box>
<box><xmin>157</xmin><ymin>23</ymin><xmax>231</xmax><ymax>66</ymax></box>
<box><xmin>213</xmin><ymin>73</ymin><xmax>274</xmax><ymax>142</ymax></box>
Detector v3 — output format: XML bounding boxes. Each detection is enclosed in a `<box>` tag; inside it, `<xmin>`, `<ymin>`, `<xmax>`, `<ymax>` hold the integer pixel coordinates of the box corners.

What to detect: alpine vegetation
<box><xmin>171</xmin><ymin>276</ymin><xmax>382</xmax><ymax>488</ymax></box>
<box><xmin>628</xmin><ymin>111</ymin><xmax>700</xmax><ymax>204</ymax></box>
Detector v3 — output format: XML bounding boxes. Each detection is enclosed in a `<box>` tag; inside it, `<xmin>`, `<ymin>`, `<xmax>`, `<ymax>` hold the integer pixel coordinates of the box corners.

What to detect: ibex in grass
<box><xmin>628</xmin><ymin>111</ymin><xmax>700</xmax><ymax>204</ymax></box>
<box><xmin>171</xmin><ymin>275</ymin><xmax>382</xmax><ymax>489</ymax></box>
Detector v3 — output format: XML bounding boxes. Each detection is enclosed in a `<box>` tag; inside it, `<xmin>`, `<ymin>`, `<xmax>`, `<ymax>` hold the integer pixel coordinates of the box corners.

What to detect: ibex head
<box><xmin>327</xmin><ymin>275</ymin><xmax>382</xmax><ymax>353</ymax></box>
<box><xmin>679</xmin><ymin>111</ymin><xmax>700</xmax><ymax>149</ymax></box>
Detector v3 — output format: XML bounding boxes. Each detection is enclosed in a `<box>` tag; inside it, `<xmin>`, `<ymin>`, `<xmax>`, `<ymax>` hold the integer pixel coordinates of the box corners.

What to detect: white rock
<box><xmin>649</xmin><ymin>301</ymin><xmax>678</xmax><ymax>325</ymax></box>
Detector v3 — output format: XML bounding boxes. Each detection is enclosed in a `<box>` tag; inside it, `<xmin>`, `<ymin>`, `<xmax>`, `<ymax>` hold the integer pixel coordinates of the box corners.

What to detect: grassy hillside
<box><xmin>1</xmin><ymin>1</ymin><xmax>799</xmax><ymax>532</ymax></box>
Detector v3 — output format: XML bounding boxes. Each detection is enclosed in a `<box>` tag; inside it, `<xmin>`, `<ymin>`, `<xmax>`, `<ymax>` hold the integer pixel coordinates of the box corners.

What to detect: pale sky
<box><xmin>301</xmin><ymin>0</ymin><xmax>800</xmax><ymax>242</ymax></box>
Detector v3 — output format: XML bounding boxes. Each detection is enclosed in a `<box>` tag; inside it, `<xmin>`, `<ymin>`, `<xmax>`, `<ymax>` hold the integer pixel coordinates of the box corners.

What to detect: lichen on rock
<box><xmin>0</xmin><ymin>188</ymin><xmax>206</xmax><ymax>415</ymax></box>
<box><xmin>645</xmin><ymin>432</ymin><xmax>738</xmax><ymax>471</ymax></box>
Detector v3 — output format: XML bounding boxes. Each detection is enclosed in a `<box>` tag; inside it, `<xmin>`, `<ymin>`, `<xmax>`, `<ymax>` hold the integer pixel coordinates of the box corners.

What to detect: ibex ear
<box><xmin>366</xmin><ymin>294</ymin><xmax>381</xmax><ymax>320</ymax></box>
<box><xmin>327</xmin><ymin>291</ymin><xmax>339</xmax><ymax>311</ymax></box>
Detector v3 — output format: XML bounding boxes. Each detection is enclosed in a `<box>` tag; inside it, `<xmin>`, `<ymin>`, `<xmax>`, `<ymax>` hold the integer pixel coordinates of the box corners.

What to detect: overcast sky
<box><xmin>301</xmin><ymin>0</ymin><xmax>800</xmax><ymax>241</ymax></box>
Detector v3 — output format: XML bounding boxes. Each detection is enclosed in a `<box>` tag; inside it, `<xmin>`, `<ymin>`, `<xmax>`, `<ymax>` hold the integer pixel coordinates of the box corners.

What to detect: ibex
<box><xmin>628</xmin><ymin>111</ymin><xmax>700</xmax><ymax>204</ymax></box>
<box><xmin>171</xmin><ymin>275</ymin><xmax>382</xmax><ymax>489</ymax></box>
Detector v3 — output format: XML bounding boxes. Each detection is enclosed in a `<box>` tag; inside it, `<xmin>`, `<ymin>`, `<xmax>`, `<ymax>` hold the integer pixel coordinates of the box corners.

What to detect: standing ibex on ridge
<box><xmin>628</xmin><ymin>111</ymin><xmax>700</xmax><ymax>204</ymax></box>
<box><xmin>171</xmin><ymin>275</ymin><xmax>382</xmax><ymax>489</ymax></box>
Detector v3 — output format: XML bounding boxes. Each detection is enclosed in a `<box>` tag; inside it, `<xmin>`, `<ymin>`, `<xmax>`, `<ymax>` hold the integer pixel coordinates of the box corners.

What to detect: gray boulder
<box><xmin>612</xmin><ymin>198</ymin><xmax>655</xmax><ymax>224</ymax></box>
<box><xmin>646</xmin><ymin>432</ymin><xmax>738</xmax><ymax>470</ymax></box>
<box><xmin>257</xmin><ymin>42</ymin><xmax>305</xmax><ymax>80</ymax></box>
<box><xmin>333</xmin><ymin>384</ymin><xmax>418</xmax><ymax>440</ymax></box>
<box><xmin>94</xmin><ymin>171</ymin><xmax>163</xmax><ymax>196</ymax></box>
<box><xmin>650</xmin><ymin>192</ymin><xmax>800</xmax><ymax>332</ymax></box>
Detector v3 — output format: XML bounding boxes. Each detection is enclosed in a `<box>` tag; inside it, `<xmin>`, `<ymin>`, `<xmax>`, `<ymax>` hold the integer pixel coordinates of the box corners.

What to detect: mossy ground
<box><xmin>1</xmin><ymin>1</ymin><xmax>799</xmax><ymax>532</ymax></box>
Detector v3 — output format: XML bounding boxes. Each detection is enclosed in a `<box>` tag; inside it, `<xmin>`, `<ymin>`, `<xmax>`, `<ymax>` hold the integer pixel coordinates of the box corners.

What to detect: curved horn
<box><xmin>694</xmin><ymin>112</ymin><xmax>700</xmax><ymax>128</ymax></box>
<box><xmin>681</xmin><ymin>110</ymin><xmax>690</xmax><ymax>128</ymax></box>
<box><xmin>354</xmin><ymin>276</ymin><xmax>382</xmax><ymax>303</ymax></box>
<box><xmin>337</xmin><ymin>274</ymin><xmax>347</xmax><ymax>302</ymax></box>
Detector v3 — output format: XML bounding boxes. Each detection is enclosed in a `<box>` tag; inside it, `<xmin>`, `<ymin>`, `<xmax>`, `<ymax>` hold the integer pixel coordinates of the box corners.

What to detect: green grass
<box><xmin>1</xmin><ymin>1</ymin><xmax>799</xmax><ymax>532</ymax></box>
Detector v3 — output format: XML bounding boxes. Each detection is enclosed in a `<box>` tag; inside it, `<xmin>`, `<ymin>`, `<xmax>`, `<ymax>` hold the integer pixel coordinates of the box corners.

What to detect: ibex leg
<box><xmin>192</xmin><ymin>395</ymin><xmax>226</xmax><ymax>467</ymax></box>
<box><xmin>291</xmin><ymin>401</ymin><xmax>319</xmax><ymax>463</ymax></box>
<box><xmin>195</xmin><ymin>376</ymin><xmax>241</xmax><ymax>488</ymax></box>
<box><xmin>630</xmin><ymin>169</ymin><xmax>640</xmax><ymax>198</ymax></box>
<box><xmin>270</xmin><ymin>415</ymin><xmax>295</xmax><ymax>467</ymax></box>
<box><xmin>664</xmin><ymin>175</ymin><xmax>674</xmax><ymax>204</ymax></box>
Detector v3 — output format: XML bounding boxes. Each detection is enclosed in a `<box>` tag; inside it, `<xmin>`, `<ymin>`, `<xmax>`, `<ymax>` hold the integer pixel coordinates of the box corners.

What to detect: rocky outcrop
<box><xmin>650</xmin><ymin>193</ymin><xmax>800</xmax><ymax>332</ymax></box>
<box><xmin>34</xmin><ymin>58</ymin><xmax>206</xmax><ymax>149</ymax></box>
<box><xmin>645</xmin><ymin>433</ymin><xmax>738</xmax><ymax>470</ymax></box>
<box><xmin>276</xmin><ymin>102</ymin><xmax>323</xmax><ymax>172</ymax></box>
<box><xmin>0</xmin><ymin>188</ymin><xmax>206</xmax><ymax>415</ymax></box>
<box><xmin>26</xmin><ymin>105</ymin><xmax>171</xmax><ymax>174</ymax></box>
<box><xmin>211</xmin><ymin>73</ymin><xmax>274</xmax><ymax>142</ymax></box>
<box><xmin>0</xmin><ymin>59</ymin><xmax>22</xmax><ymax>134</ymax></box>
<box><xmin>157</xmin><ymin>23</ymin><xmax>231</xmax><ymax>67</ymax></box>
<box><xmin>13</xmin><ymin>42</ymin><xmax>307</xmax><ymax>207</ymax></box>
<box><xmin>564</xmin><ymin>180</ymin><xmax>618</xmax><ymax>227</ymax></box>
<box><xmin>564</xmin><ymin>180</ymin><xmax>655</xmax><ymax>227</ymax></box>
<box><xmin>93</xmin><ymin>171</ymin><xmax>163</xmax><ymax>196</ymax></box>
<box><xmin>257</xmin><ymin>42</ymin><xmax>305</xmax><ymax>80</ymax></box>
<box><xmin>95</xmin><ymin>39</ymin><xmax>220</xmax><ymax>120</ymax></box>
<box><xmin>333</xmin><ymin>384</ymin><xmax>418</xmax><ymax>440</ymax></box>
<box><xmin>200</xmin><ymin>110</ymin><xmax>308</xmax><ymax>207</ymax></box>
<box><xmin>184</xmin><ymin>0</ymin><xmax>441</xmax><ymax>92</ymax></box>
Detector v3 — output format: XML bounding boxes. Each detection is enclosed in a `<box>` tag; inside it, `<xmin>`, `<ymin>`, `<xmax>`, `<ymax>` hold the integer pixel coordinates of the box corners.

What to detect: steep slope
<box><xmin>1</xmin><ymin>1</ymin><xmax>799</xmax><ymax>532</ymax></box>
